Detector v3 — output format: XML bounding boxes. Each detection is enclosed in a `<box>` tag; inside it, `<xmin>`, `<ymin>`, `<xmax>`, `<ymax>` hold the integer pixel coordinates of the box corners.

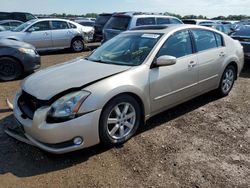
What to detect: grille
<box><xmin>18</xmin><ymin>91</ymin><xmax>48</xmax><ymax>119</ymax></box>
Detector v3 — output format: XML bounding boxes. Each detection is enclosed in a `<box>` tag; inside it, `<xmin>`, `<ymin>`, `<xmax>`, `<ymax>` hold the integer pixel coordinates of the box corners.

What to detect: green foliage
<box><xmin>35</xmin><ymin>12</ymin><xmax>250</xmax><ymax>21</ymax></box>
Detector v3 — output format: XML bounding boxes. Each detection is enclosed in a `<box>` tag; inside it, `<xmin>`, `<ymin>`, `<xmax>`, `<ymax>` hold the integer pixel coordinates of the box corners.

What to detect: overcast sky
<box><xmin>1</xmin><ymin>0</ymin><xmax>250</xmax><ymax>18</ymax></box>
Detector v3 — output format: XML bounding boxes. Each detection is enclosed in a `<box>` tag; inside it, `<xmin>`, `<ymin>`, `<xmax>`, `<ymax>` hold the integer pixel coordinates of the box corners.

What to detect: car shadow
<box><xmin>240</xmin><ymin>62</ymin><xmax>250</xmax><ymax>78</ymax></box>
<box><xmin>0</xmin><ymin>90</ymin><xmax>222</xmax><ymax>178</ymax></box>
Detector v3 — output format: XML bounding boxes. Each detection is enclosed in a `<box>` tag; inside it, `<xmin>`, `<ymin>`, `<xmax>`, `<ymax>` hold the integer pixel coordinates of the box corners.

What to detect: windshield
<box><xmin>12</xmin><ymin>19</ymin><xmax>36</xmax><ymax>32</ymax></box>
<box><xmin>105</xmin><ymin>16</ymin><xmax>131</xmax><ymax>31</ymax></box>
<box><xmin>87</xmin><ymin>32</ymin><xmax>162</xmax><ymax>66</ymax></box>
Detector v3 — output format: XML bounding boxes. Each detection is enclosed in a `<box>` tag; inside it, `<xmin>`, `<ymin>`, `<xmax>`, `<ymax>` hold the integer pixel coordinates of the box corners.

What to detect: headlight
<box><xmin>19</xmin><ymin>48</ymin><xmax>36</xmax><ymax>55</ymax></box>
<box><xmin>47</xmin><ymin>90</ymin><xmax>90</xmax><ymax>122</ymax></box>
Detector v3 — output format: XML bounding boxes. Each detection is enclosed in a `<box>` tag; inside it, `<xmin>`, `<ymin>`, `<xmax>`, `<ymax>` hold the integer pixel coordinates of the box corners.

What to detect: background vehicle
<box><xmin>0</xmin><ymin>26</ymin><xmax>5</xmax><ymax>32</ymax></box>
<box><xmin>0</xmin><ymin>12</ymin><xmax>36</xmax><ymax>22</ymax></box>
<box><xmin>199</xmin><ymin>23</ymin><xmax>233</xmax><ymax>35</ymax></box>
<box><xmin>230</xmin><ymin>26</ymin><xmax>250</xmax><ymax>61</ymax></box>
<box><xmin>76</xmin><ymin>20</ymin><xmax>95</xmax><ymax>27</ymax></box>
<box><xmin>103</xmin><ymin>12</ymin><xmax>183</xmax><ymax>42</ymax></box>
<box><xmin>0</xmin><ymin>39</ymin><xmax>40</xmax><ymax>81</ymax></box>
<box><xmin>0</xmin><ymin>20</ymin><xmax>23</xmax><ymax>31</ymax></box>
<box><xmin>0</xmin><ymin>18</ymin><xmax>94</xmax><ymax>52</ymax></box>
<box><xmin>182</xmin><ymin>19</ymin><xmax>215</xmax><ymax>25</ymax></box>
<box><xmin>7</xmin><ymin>25</ymin><xmax>244</xmax><ymax>154</ymax></box>
<box><xmin>94</xmin><ymin>13</ymin><xmax>113</xmax><ymax>41</ymax></box>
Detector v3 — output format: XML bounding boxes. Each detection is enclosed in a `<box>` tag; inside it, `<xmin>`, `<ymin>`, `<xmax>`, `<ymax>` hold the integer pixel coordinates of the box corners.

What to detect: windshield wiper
<box><xmin>85</xmin><ymin>57</ymin><xmax>108</xmax><ymax>64</ymax></box>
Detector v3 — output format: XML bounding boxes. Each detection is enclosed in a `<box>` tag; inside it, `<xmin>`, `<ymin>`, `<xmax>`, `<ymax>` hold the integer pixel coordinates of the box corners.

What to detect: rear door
<box><xmin>149</xmin><ymin>30</ymin><xmax>199</xmax><ymax>113</ymax></box>
<box><xmin>51</xmin><ymin>20</ymin><xmax>72</xmax><ymax>48</ymax></box>
<box><xmin>24</xmin><ymin>21</ymin><xmax>52</xmax><ymax>49</ymax></box>
<box><xmin>190</xmin><ymin>29</ymin><xmax>226</xmax><ymax>92</ymax></box>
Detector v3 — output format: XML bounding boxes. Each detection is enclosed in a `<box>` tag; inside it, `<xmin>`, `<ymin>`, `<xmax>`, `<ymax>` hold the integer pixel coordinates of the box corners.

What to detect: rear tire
<box><xmin>99</xmin><ymin>95</ymin><xmax>142</xmax><ymax>146</ymax></box>
<box><xmin>0</xmin><ymin>57</ymin><xmax>22</xmax><ymax>81</ymax></box>
<box><xmin>71</xmin><ymin>38</ymin><xmax>85</xmax><ymax>52</ymax></box>
<box><xmin>217</xmin><ymin>65</ymin><xmax>236</xmax><ymax>96</ymax></box>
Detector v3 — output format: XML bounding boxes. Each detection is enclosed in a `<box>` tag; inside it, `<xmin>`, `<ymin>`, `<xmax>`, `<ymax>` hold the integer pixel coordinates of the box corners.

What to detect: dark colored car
<box><xmin>0</xmin><ymin>39</ymin><xmax>40</xmax><ymax>81</ymax></box>
<box><xmin>0</xmin><ymin>20</ymin><xmax>23</xmax><ymax>31</ymax></box>
<box><xmin>230</xmin><ymin>26</ymin><xmax>250</xmax><ymax>61</ymax></box>
<box><xmin>0</xmin><ymin>12</ymin><xmax>36</xmax><ymax>22</ymax></box>
<box><xmin>94</xmin><ymin>13</ymin><xmax>113</xmax><ymax>41</ymax></box>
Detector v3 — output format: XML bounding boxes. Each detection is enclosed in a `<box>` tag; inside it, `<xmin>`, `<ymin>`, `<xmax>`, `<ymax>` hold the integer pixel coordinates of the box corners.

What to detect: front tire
<box><xmin>71</xmin><ymin>38</ymin><xmax>85</xmax><ymax>52</ymax></box>
<box><xmin>217</xmin><ymin>65</ymin><xmax>236</xmax><ymax>96</ymax></box>
<box><xmin>99</xmin><ymin>95</ymin><xmax>142</xmax><ymax>146</ymax></box>
<box><xmin>0</xmin><ymin>57</ymin><xmax>22</xmax><ymax>81</ymax></box>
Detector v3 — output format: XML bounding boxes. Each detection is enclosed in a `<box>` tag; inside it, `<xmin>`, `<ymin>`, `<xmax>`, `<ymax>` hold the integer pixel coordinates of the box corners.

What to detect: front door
<box><xmin>24</xmin><ymin>21</ymin><xmax>52</xmax><ymax>49</ymax></box>
<box><xmin>149</xmin><ymin>30</ymin><xmax>199</xmax><ymax>113</ymax></box>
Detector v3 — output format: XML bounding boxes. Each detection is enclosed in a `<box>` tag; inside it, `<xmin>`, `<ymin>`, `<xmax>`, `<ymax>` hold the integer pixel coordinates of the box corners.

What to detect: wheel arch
<box><xmin>101</xmin><ymin>92</ymin><xmax>146</xmax><ymax>125</ymax></box>
<box><xmin>226</xmin><ymin>61</ymin><xmax>238</xmax><ymax>80</ymax></box>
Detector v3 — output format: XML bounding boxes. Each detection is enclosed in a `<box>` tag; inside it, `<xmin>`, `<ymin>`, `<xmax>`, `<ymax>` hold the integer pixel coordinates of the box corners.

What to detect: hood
<box><xmin>0</xmin><ymin>38</ymin><xmax>35</xmax><ymax>49</ymax></box>
<box><xmin>0</xmin><ymin>31</ymin><xmax>23</xmax><ymax>39</ymax></box>
<box><xmin>22</xmin><ymin>58</ymin><xmax>131</xmax><ymax>100</ymax></box>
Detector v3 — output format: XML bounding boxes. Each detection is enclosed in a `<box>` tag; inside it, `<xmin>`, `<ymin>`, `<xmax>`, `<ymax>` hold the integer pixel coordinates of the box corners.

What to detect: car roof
<box><xmin>127</xmin><ymin>24</ymin><xmax>224</xmax><ymax>34</ymax></box>
<box><xmin>112</xmin><ymin>12</ymin><xmax>175</xmax><ymax>18</ymax></box>
<box><xmin>0</xmin><ymin>20</ymin><xmax>23</xmax><ymax>23</ymax></box>
<box><xmin>36</xmin><ymin>18</ymin><xmax>71</xmax><ymax>22</ymax></box>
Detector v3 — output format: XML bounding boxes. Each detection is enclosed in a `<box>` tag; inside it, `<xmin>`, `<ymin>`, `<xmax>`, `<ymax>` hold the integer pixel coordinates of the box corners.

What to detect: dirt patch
<box><xmin>0</xmin><ymin>48</ymin><xmax>250</xmax><ymax>187</ymax></box>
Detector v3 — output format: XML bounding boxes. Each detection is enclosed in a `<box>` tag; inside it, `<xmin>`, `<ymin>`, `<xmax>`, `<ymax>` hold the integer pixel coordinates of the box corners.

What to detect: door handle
<box><xmin>219</xmin><ymin>52</ymin><xmax>225</xmax><ymax>57</ymax></box>
<box><xmin>188</xmin><ymin>61</ymin><xmax>197</xmax><ymax>68</ymax></box>
<box><xmin>44</xmin><ymin>32</ymin><xmax>49</xmax><ymax>36</ymax></box>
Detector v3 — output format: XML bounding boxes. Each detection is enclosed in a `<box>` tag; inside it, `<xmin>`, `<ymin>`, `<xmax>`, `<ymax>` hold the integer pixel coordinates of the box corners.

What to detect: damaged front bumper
<box><xmin>5</xmin><ymin>91</ymin><xmax>102</xmax><ymax>154</ymax></box>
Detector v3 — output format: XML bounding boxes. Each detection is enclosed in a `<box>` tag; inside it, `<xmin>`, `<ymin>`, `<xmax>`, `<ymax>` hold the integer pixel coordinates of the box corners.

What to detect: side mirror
<box><xmin>27</xmin><ymin>27</ymin><xmax>39</xmax><ymax>32</ymax></box>
<box><xmin>155</xmin><ymin>55</ymin><xmax>177</xmax><ymax>67</ymax></box>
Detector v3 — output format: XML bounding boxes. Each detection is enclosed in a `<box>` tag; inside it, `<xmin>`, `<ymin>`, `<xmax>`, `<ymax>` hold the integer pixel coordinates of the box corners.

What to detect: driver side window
<box><xmin>157</xmin><ymin>30</ymin><xmax>193</xmax><ymax>58</ymax></box>
<box><xmin>29</xmin><ymin>21</ymin><xmax>50</xmax><ymax>32</ymax></box>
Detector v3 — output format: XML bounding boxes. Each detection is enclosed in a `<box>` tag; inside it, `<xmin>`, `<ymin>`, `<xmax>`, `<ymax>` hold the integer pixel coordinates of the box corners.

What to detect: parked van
<box><xmin>103</xmin><ymin>12</ymin><xmax>183</xmax><ymax>42</ymax></box>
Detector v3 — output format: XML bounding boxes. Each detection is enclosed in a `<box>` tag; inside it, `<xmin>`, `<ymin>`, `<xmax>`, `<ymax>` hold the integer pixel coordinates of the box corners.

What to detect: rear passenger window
<box><xmin>157</xmin><ymin>30</ymin><xmax>193</xmax><ymax>58</ymax></box>
<box><xmin>69</xmin><ymin>23</ymin><xmax>77</xmax><ymax>28</ymax></box>
<box><xmin>136</xmin><ymin>18</ymin><xmax>155</xmax><ymax>26</ymax></box>
<box><xmin>52</xmin><ymin>21</ymin><xmax>69</xmax><ymax>30</ymax></box>
<box><xmin>156</xmin><ymin>18</ymin><xmax>170</xmax><ymax>24</ymax></box>
<box><xmin>170</xmin><ymin>18</ymin><xmax>182</xmax><ymax>24</ymax></box>
<box><xmin>192</xmin><ymin>29</ymin><xmax>217</xmax><ymax>52</ymax></box>
<box><xmin>215</xmin><ymin>33</ymin><xmax>224</xmax><ymax>47</ymax></box>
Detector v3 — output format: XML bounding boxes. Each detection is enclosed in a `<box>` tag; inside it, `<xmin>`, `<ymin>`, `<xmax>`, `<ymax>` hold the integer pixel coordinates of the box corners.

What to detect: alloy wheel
<box><xmin>222</xmin><ymin>68</ymin><xmax>234</xmax><ymax>94</ymax></box>
<box><xmin>107</xmin><ymin>102</ymin><xmax>136</xmax><ymax>140</ymax></box>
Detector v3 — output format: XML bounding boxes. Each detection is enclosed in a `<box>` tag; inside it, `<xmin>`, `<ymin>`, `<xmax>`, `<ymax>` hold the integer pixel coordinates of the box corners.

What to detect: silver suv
<box><xmin>0</xmin><ymin>18</ymin><xmax>94</xmax><ymax>52</ymax></box>
<box><xmin>103</xmin><ymin>12</ymin><xmax>183</xmax><ymax>42</ymax></box>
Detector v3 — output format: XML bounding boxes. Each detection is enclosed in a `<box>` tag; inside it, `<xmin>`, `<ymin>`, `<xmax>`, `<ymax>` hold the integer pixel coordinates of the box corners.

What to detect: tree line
<box><xmin>35</xmin><ymin>12</ymin><xmax>250</xmax><ymax>21</ymax></box>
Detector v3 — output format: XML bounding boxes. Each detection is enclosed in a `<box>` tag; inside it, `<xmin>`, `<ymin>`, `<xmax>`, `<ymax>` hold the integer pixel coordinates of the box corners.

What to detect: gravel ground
<box><xmin>0</xmin><ymin>45</ymin><xmax>250</xmax><ymax>188</ymax></box>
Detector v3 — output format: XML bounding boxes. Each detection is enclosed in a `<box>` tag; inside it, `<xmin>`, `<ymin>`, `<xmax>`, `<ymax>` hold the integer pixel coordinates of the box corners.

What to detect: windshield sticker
<box><xmin>141</xmin><ymin>34</ymin><xmax>160</xmax><ymax>39</ymax></box>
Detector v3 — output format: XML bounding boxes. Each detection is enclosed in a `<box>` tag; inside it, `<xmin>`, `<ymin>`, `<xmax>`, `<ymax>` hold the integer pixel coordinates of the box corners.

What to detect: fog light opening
<box><xmin>73</xmin><ymin>137</ymin><xmax>83</xmax><ymax>145</ymax></box>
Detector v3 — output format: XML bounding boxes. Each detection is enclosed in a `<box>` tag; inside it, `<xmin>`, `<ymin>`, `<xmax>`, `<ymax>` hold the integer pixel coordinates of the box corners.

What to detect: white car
<box><xmin>0</xmin><ymin>18</ymin><xmax>94</xmax><ymax>52</ymax></box>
